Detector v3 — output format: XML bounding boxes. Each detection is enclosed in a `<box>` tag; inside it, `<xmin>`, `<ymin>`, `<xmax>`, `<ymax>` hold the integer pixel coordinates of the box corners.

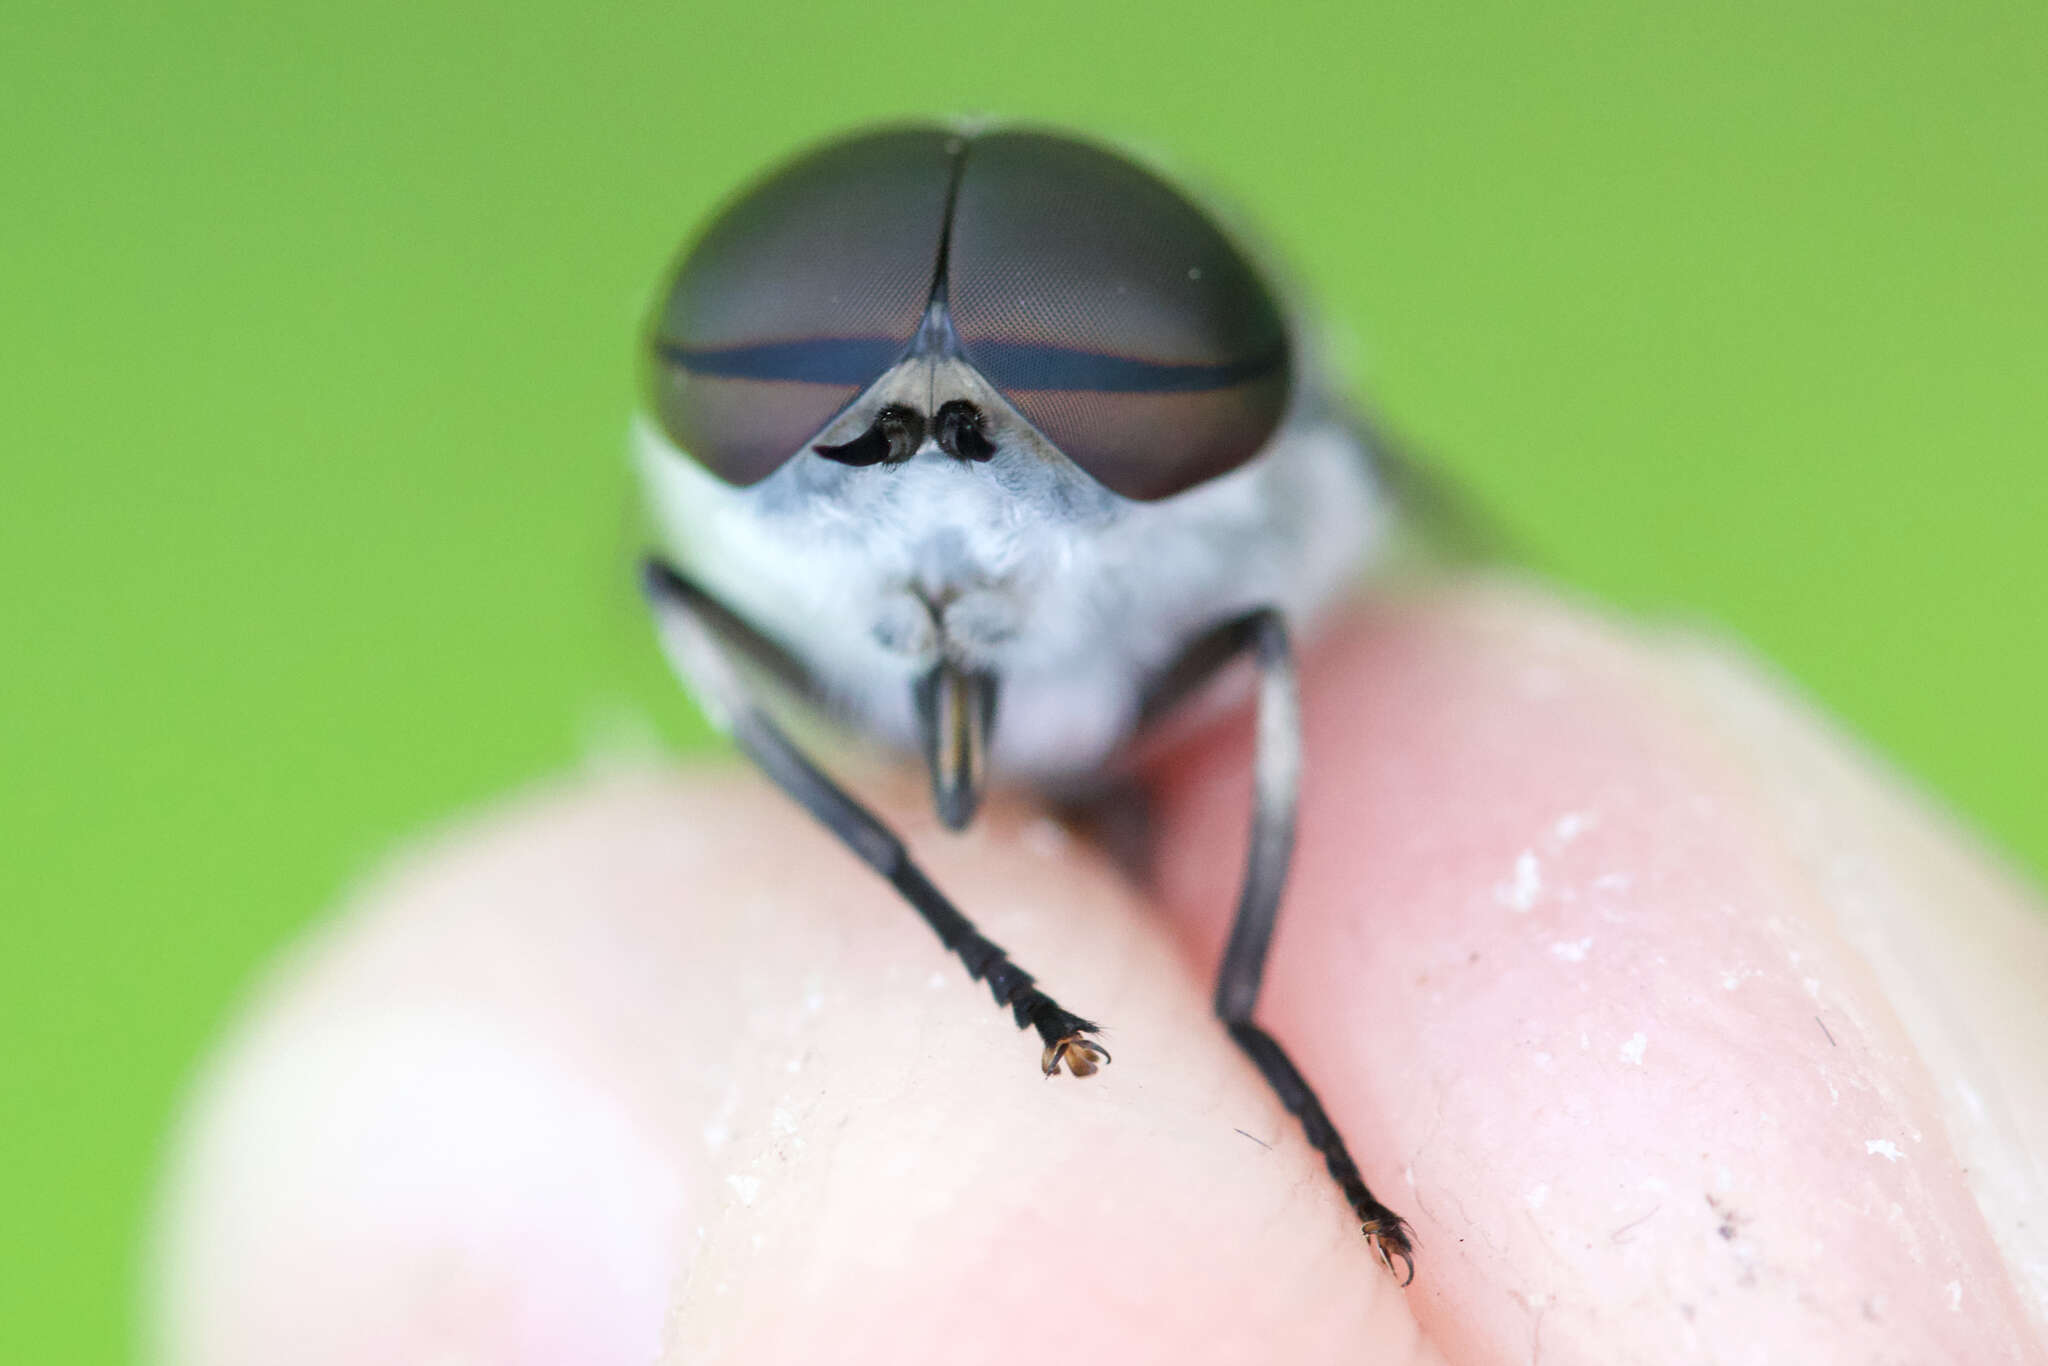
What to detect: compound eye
<box><xmin>644</xmin><ymin>127</ymin><xmax>956</xmax><ymax>486</ymax></box>
<box><xmin>945</xmin><ymin>131</ymin><xmax>1290</xmax><ymax>501</ymax></box>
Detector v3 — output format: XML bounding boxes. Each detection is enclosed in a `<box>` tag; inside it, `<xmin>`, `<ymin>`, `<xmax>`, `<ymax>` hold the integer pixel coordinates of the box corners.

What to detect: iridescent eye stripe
<box><xmin>655</xmin><ymin>337</ymin><xmax>906</xmax><ymax>386</ymax></box>
<box><xmin>657</xmin><ymin>336</ymin><xmax>1285</xmax><ymax>394</ymax></box>
<box><xmin>962</xmin><ymin>339</ymin><xmax>1285</xmax><ymax>394</ymax></box>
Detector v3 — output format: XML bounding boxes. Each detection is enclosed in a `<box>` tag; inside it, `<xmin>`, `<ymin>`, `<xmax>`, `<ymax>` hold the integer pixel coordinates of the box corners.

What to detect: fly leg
<box><xmin>641</xmin><ymin>558</ymin><xmax>1109</xmax><ymax>1078</ymax></box>
<box><xmin>1151</xmin><ymin>609</ymin><xmax>1415</xmax><ymax>1283</ymax></box>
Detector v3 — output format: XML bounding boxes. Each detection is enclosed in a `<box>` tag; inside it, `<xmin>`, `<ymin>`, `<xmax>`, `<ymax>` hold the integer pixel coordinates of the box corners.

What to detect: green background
<box><xmin>6</xmin><ymin>2</ymin><xmax>2043</xmax><ymax>1359</ymax></box>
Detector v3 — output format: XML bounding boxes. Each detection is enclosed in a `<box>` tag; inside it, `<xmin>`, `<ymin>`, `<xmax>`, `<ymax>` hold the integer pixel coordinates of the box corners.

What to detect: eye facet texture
<box><xmin>945</xmin><ymin>131</ymin><xmax>1290</xmax><ymax>501</ymax></box>
<box><xmin>645</xmin><ymin>127</ymin><xmax>956</xmax><ymax>486</ymax></box>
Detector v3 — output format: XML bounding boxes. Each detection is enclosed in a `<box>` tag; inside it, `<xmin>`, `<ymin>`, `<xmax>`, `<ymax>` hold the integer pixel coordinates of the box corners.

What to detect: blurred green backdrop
<box><xmin>5</xmin><ymin>2</ymin><xmax>2043</xmax><ymax>1359</ymax></box>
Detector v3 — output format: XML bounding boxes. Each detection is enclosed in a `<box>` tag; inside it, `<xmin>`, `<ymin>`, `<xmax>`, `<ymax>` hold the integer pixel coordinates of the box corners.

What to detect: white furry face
<box><xmin>638</xmin><ymin>359</ymin><xmax>1389</xmax><ymax>785</ymax></box>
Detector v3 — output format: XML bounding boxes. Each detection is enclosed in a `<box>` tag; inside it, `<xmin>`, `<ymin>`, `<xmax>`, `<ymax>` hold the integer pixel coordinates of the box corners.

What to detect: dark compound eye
<box><xmin>644</xmin><ymin>126</ymin><xmax>956</xmax><ymax>486</ymax></box>
<box><xmin>945</xmin><ymin>131</ymin><xmax>1291</xmax><ymax>501</ymax></box>
<box><xmin>644</xmin><ymin>125</ymin><xmax>1290</xmax><ymax>499</ymax></box>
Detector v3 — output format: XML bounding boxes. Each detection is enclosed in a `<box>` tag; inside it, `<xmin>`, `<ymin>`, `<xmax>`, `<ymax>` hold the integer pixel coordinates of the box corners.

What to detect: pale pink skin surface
<box><xmin>151</xmin><ymin>582</ymin><xmax>2048</xmax><ymax>1364</ymax></box>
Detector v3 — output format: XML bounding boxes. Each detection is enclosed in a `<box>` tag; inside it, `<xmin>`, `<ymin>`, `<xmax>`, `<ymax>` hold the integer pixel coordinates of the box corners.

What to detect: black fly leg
<box><xmin>642</xmin><ymin>559</ymin><xmax>1109</xmax><ymax>1077</ymax></box>
<box><xmin>1153</xmin><ymin>609</ymin><xmax>1415</xmax><ymax>1284</ymax></box>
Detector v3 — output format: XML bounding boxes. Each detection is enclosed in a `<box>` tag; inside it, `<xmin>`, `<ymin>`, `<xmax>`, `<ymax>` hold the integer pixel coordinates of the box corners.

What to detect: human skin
<box><xmin>150</xmin><ymin>580</ymin><xmax>2048</xmax><ymax>1364</ymax></box>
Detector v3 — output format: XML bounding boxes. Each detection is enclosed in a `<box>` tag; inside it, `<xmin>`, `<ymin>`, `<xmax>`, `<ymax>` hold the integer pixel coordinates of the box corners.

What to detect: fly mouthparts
<box><xmin>914</xmin><ymin>661</ymin><xmax>997</xmax><ymax>832</ymax></box>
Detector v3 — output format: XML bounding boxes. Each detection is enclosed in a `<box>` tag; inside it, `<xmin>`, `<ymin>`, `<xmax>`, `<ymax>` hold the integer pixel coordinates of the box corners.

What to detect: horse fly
<box><xmin>636</xmin><ymin>123</ymin><xmax>1413</xmax><ymax>1282</ymax></box>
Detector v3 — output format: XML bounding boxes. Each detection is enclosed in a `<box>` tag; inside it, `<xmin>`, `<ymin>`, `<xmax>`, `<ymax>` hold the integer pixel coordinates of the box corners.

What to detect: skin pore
<box><xmin>151</xmin><ymin>580</ymin><xmax>2048</xmax><ymax>1364</ymax></box>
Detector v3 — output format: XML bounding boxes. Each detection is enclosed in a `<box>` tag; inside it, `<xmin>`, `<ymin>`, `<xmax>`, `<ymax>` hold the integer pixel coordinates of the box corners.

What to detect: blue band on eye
<box><xmin>964</xmin><ymin>340</ymin><xmax>1286</xmax><ymax>394</ymax></box>
<box><xmin>658</xmin><ymin>335</ymin><xmax>1284</xmax><ymax>395</ymax></box>
<box><xmin>656</xmin><ymin>337</ymin><xmax>907</xmax><ymax>386</ymax></box>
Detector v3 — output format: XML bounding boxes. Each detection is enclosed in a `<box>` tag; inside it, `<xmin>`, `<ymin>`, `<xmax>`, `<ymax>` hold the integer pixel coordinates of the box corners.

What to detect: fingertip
<box><xmin>1142</xmin><ymin>578</ymin><xmax>2046</xmax><ymax>1362</ymax></box>
<box><xmin>153</xmin><ymin>769</ymin><xmax>1441</xmax><ymax>1364</ymax></box>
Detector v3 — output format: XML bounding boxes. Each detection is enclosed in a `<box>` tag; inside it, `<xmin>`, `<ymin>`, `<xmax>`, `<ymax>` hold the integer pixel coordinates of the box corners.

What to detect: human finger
<box><xmin>1144</xmin><ymin>580</ymin><xmax>2048</xmax><ymax>1362</ymax></box>
<box><xmin>151</xmin><ymin>772</ymin><xmax>1440</xmax><ymax>1365</ymax></box>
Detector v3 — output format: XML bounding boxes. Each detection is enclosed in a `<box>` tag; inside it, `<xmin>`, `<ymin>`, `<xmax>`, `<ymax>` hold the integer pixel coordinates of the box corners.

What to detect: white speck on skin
<box><xmin>1946</xmin><ymin>1280</ymin><xmax>1963</xmax><ymax>1311</ymax></box>
<box><xmin>1550</xmin><ymin>937</ymin><xmax>1593</xmax><ymax>963</ymax></box>
<box><xmin>927</xmin><ymin>971</ymin><xmax>949</xmax><ymax>991</ymax></box>
<box><xmin>1526</xmin><ymin>1183</ymin><xmax>1550</xmax><ymax>1211</ymax></box>
<box><xmin>1579</xmin><ymin>1031</ymin><xmax>1591</xmax><ymax>1051</ymax></box>
<box><xmin>703</xmin><ymin>1083</ymin><xmax>741</xmax><ymax>1150</ymax></box>
<box><xmin>784</xmin><ymin>1055</ymin><xmax>803</xmax><ymax>1074</ymax></box>
<box><xmin>1532</xmin><ymin>1051</ymin><xmax>1554</xmax><ymax>1070</ymax></box>
<box><xmin>1592</xmin><ymin>872</ymin><xmax>1632</xmax><ymax>894</ymax></box>
<box><xmin>1497</xmin><ymin>850</ymin><xmax>1542</xmax><ymax>912</ymax></box>
<box><xmin>1866</xmin><ymin>1139</ymin><xmax>1904</xmax><ymax>1162</ymax></box>
<box><xmin>1620</xmin><ymin>1032</ymin><xmax>1648</xmax><ymax>1066</ymax></box>
<box><xmin>1956</xmin><ymin>1078</ymin><xmax>1986</xmax><ymax>1121</ymax></box>
<box><xmin>727</xmin><ymin>1173</ymin><xmax>761</xmax><ymax>1205</ymax></box>
<box><xmin>751</xmin><ymin>1232</ymin><xmax>766</xmax><ymax>1250</ymax></box>
<box><xmin>770</xmin><ymin>1107</ymin><xmax>798</xmax><ymax>1138</ymax></box>
<box><xmin>803</xmin><ymin>988</ymin><xmax>825</xmax><ymax>1015</ymax></box>
<box><xmin>1803</xmin><ymin>976</ymin><xmax>1823</xmax><ymax>1001</ymax></box>
<box><xmin>1553</xmin><ymin>811</ymin><xmax>1595</xmax><ymax>843</ymax></box>
<box><xmin>1715</xmin><ymin>1166</ymin><xmax>1734</xmax><ymax>1191</ymax></box>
